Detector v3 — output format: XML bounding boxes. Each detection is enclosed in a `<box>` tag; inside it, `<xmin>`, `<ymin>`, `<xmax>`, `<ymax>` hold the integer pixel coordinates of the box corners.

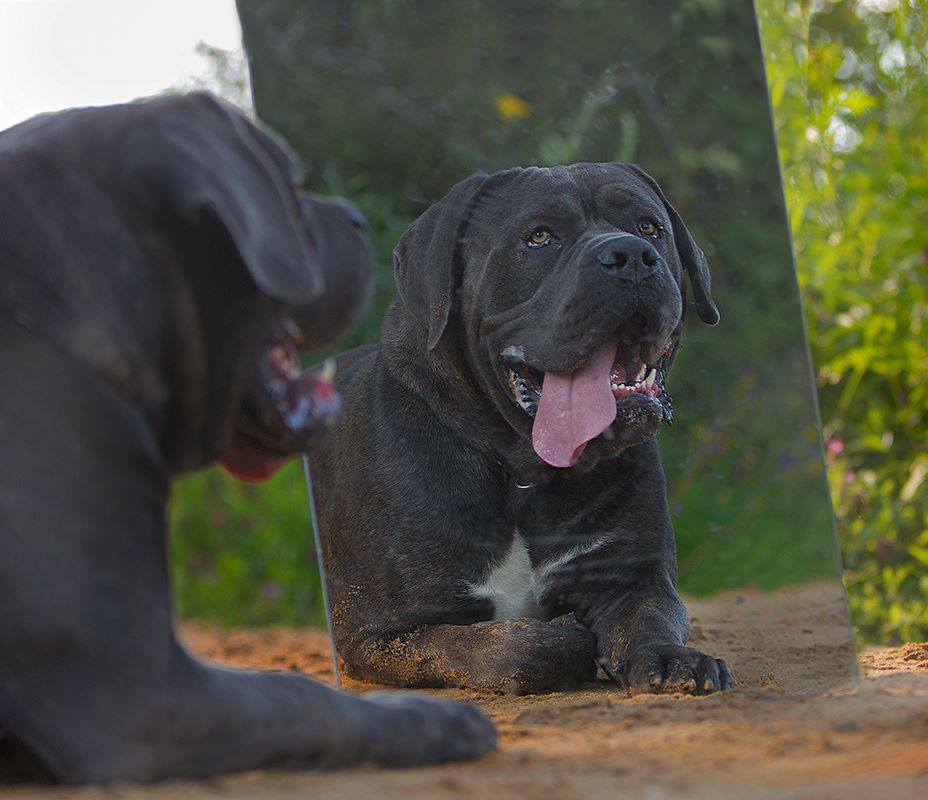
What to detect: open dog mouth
<box><xmin>220</xmin><ymin>319</ymin><xmax>340</xmax><ymax>483</ymax></box>
<box><xmin>506</xmin><ymin>352</ymin><xmax>667</xmax><ymax>414</ymax></box>
<box><xmin>501</xmin><ymin>323</ymin><xmax>673</xmax><ymax>468</ymax></box>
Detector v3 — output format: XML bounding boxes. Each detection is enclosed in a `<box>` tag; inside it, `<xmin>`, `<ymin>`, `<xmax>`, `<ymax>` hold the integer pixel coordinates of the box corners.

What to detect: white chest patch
<box><xmin>467</xmin><ymin>529</ymin><xmax>612</xmax><ymax>621</ymax></box>
<box><xmin>467</xmin><ymin>530</ymin><xmax>539</xmax><ymax>620</ymax></box>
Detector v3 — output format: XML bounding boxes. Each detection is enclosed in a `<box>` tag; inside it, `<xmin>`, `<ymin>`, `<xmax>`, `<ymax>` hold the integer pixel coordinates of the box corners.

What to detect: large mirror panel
<box><xmin>234</xmin><ymin>0</ymin><xmax>856</xmax><ymax>694</ymax></box>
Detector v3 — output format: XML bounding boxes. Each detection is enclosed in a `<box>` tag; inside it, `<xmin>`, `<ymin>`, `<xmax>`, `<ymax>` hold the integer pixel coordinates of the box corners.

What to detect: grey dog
<box><xmin>309</xmin><ymin>164</ymin><xmax>734</xmax><ymax>695</ymax></box>
<box><xmin>0</xmin><ymin>93</ymin><xmax>495</xmax><ymax>784</ymax></box>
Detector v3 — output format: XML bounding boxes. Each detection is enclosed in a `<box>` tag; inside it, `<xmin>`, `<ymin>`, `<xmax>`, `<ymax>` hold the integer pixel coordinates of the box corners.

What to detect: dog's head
<box><xmin>394</xmin><ymin>163</ymin><xmax>718</xmax><ymax>469</ymax></box>
<box><xmin>123</xmin><ymin>93</ymin><xmax>370</xmax><ymax>478</ymax></box>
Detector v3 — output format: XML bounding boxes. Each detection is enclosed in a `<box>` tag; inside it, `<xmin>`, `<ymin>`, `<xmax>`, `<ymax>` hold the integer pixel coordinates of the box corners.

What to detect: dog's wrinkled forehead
<box><xmin>393</xmin><ymin>161</ymin><xmax>718</xmax><ymax>352</ymax></box>
<box><xmin>466</xmin><ymin>164</ymin><xmax>670</xmax><ymax>238</ymax></box>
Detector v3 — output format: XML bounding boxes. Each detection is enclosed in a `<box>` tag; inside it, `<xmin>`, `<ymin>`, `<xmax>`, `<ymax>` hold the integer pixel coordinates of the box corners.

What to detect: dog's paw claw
<box><xmin>609</xmin><ymin>644</ymin><xmax>733</xmax><ymax>695</ymax></box>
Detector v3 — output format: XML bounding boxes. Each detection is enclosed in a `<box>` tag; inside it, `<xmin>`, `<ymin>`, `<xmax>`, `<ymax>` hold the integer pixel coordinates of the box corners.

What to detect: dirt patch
<box><xmin>183</xmin><ymin>580</ymin><xmax>859</xmax><ymax>695</ymax></box>
<box><xmin>5</xmin><ymin>582</ymin><xmax>928</xmax><ymax>799</ymax></box>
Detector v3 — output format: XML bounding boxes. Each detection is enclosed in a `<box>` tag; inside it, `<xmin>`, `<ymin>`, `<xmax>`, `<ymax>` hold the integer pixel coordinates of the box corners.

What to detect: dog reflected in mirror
<box><xmin>310</xmin><ymin>164</ymin><xmax>733</xmax><ymax>696</ymax></box>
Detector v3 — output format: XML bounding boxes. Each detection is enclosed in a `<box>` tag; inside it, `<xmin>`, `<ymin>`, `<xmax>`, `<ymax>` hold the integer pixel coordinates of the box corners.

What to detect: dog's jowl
<box><xmin>310</xmin><ymin>163</ymin><xmax>733</xmax><ymax>695</ymax></box>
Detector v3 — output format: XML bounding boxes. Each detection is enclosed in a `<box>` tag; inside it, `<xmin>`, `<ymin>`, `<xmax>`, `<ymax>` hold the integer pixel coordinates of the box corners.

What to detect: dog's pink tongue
<box><xmin>531</xmin><ymin>340</ymin><xmax>618</xmax><ymax>468</ymax></box>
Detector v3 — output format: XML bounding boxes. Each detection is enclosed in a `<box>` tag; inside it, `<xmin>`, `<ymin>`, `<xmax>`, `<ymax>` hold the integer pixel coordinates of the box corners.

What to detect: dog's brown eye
<box><xmin>527</xmin><ymin>228</ymin><xmax>554</xmax><ymax>248</ymax></box>
<box><xmin>637</xmin><ymin>220</ymin><xmax>660</xmax><ymax>238</ymax></box>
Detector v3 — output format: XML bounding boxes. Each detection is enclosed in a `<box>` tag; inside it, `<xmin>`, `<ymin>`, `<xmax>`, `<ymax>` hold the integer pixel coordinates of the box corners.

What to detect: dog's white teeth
<box><xmin>635</xmin><ymin>364</ymin><xmax>647</xmax><ymax>382</ymax></box>
<box><xmin>644</xmin><ymin>369</ymin><xmax>657</xmax><ymax>389</ymax></box>
<box><xmin>611</xmin><ymin>383</ymin><xmax>619</xmax><ymax>390</ymax></box>
<box><xmin>319</xmin><ymin>358</ymin><xmax>336</xmax><ymax>384</ymax></box>
<box><xmin>509</xmin><ymin>369</ymin><xmax>539</xmax><ymax>415</ymax></box>
<box><xmin>283</xmin><ymin>318</ymin><xmax>305</xmax><ymax>345</ymax></box>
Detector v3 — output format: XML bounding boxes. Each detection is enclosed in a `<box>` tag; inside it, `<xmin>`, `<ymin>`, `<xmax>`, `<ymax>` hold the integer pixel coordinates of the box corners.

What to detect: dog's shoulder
<box><xmin>333</xmin><ymin>343</ymin><xmax>378</xmax><ymax>397</ymax></box>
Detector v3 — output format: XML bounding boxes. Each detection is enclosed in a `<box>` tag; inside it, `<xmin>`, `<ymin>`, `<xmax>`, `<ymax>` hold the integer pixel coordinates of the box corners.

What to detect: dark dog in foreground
<box><xmin>310</xmin><ymin>164</ymin><xmax>734</xmax><ymax>695</ymax></box>
<box><xmin>0</xmin><ymin>94</ymin><xmax>494</xmax><ymax>783</ymax></box>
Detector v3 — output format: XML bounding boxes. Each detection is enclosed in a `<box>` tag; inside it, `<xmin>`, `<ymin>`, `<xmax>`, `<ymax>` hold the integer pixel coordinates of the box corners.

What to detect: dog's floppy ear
<box><xmin>623</xmin><ymin>164</ymin><xmax>720</xmax><ymax>326</ymax></box>
<box><xmin>128</xmin><ymin>93</ymin><xmax>323</xmax><ymax>304</ymax></box>
<box><xmin>393</xmin><ymin>172</ymin><xmax>490</xmax><ymax>350</ymax></box>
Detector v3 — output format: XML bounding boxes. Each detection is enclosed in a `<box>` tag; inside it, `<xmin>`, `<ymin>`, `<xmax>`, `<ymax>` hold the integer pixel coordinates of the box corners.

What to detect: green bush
<box><xmin>757</xmin><ymin>0</ymin><xmax>928</xmax><ymax>644</ymax></box>
<box><xmin>171</xmin><ymin>462</ymin><xmax>323</xmax><ymax>626</ymax></box>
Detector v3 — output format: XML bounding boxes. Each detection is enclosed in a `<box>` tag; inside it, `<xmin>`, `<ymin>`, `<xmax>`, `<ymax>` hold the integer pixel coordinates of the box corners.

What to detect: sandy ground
<box><xmin>5</xmin><ymin>582</ymin><xmax>928</xmax><ymax>799</ymax></box>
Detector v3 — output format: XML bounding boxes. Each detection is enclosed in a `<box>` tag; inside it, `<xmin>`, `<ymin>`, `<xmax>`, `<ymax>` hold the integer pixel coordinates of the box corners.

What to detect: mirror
<box><xmin>227</xmin><ymin>0</ymin><xmax>855</xmax><ymax>694</ymax></box>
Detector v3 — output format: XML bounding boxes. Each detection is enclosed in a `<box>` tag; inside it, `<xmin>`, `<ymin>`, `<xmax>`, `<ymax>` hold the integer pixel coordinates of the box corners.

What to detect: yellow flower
<box><xmin>494</xmin><ymin>93</ymin><xmax>532</xmax><ymax>122</ymax></box>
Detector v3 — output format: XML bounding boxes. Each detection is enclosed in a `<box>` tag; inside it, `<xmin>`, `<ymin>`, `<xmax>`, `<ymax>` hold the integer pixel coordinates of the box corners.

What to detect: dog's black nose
<box><xmin>595</xmin><ymin>233</ymin><xmax>661</xmax><ymax>279</ymax></box>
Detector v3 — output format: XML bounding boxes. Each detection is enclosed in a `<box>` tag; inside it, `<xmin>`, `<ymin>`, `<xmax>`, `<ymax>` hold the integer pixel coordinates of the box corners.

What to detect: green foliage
<box><xmin>171</xmin><ymin>461</ymin><xmax>325</xmax><ymax>626</ymax></box>
<box><xmin>757</xmin><ymin>0</ymin><xmax>928</xmax><ymax>643</ymax></box>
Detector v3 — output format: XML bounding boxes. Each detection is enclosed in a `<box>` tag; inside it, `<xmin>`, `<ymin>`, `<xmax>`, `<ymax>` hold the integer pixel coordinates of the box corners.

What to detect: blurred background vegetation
<box><xmin>170</xmin><ymin>0</ymin><xmax>925</xmax><ymax>645</ymax></box>
<box><xmin>757</xmin><ymin>0</ymin><xmax>927</xmax><ymax>644</ymax></box>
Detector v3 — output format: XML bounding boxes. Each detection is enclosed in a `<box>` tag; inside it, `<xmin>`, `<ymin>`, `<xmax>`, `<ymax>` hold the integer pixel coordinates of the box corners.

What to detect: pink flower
<box><xmin>826</xmin><ymin>438</ymin><xmax>845</xmax><ymax>460</ymax></box>
<box><xmin>260</xmin><ymin>581</ymin><xmax>283</xmax><ymax>600</ymax></box>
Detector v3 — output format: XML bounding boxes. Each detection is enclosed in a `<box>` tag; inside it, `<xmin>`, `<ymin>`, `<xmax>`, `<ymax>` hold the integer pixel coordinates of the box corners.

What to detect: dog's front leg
<box><xmin>532</xmin><ymin>442</ymin><xmax>734</xmax><ymax>696</ymax></box>
<box><xmin>592</xmin><ymin>571</ymin><xmax>733</xmax><ymax>694</ymax></box>
<box><xmin>340</xmin><ymin>615</ymin><xmax>597</xmax><ymax>695</ymax></box>
<box><xmin>125</xmin><ymin>656</ymin><xmax>497</xmax><ymax>780</ymax></box>
<box><xmin>0</xmin><ymin>334</ymin><xmax>495</xmax><ymax>783</ymax></box>
<box><xmin>540</xmin><ymin>540</ymin><xmax>733</xmax><ymax>695</ymax></box>
<box><xmin>0</xmin><ymin>458</ymin><xmax>497</xmax><ymax>783</ymax></box>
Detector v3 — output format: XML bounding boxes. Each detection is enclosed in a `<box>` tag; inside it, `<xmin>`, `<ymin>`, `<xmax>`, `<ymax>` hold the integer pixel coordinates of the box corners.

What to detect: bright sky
<box><xmin>0</xmin><ymin>0</ymin><xmax>245</xmax><ymax>131</ymax></box>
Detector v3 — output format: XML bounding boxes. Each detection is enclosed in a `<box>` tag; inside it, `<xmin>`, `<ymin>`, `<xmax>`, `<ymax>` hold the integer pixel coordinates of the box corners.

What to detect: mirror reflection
<box><xmin>232</xmin><ymin>0</ymin><xmax>856</xmax><ymax>694</ymax></box>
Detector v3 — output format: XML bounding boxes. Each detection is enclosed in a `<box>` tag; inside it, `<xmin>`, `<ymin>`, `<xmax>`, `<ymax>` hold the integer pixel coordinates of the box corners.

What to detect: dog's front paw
<box><xmin>470</xmin><ymin>614</ymin><xmax>597</xmax><ymax>695</ymax></box>
<box><xmin>605</xmin><ymin>644</ymin><xmax>733</xmax><ymax>695</ymax></box>
<box><xmin>358</xmin><ymin>692</ymin><xmax>497</xmax><ymax>765</ymax></box>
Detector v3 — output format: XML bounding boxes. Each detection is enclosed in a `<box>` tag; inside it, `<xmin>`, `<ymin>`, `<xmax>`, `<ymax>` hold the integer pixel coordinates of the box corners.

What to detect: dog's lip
<box><xmin>498</xmin><ymin>318</ymin><xmax>671</xmax><ymax>377</ymax></box>
<box><xmin>498</xmin><ymin>338</ymin><xmax>671</xmax><ymax>388</ymax></box>
<box><xmin>219</xmin><ymin>321</ymin><xmax>340</xmax><ymax>482</ymax></box>
<box><xmin>246</xmin><ymin>337</ymin><xmax>341</xmax><ymax>447</ymax></box>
